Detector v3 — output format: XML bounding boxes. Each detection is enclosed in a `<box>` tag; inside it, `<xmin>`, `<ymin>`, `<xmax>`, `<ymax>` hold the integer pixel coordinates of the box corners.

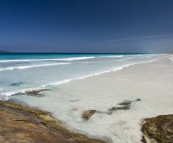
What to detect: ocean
<box><xmin>0</xmin><ymin>53</ymin><xmax>157</xmax><ymax>98</ymax></box>
<box><xmin>0</xmin><ymin>53</ymin><xmax>172</xmax><ymax>143</ymax></box>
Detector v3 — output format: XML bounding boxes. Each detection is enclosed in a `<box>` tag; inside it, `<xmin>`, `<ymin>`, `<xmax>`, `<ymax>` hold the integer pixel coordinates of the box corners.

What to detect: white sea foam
<box><xmin>0</xmin><ymin>94</ymin><xmax>9</xmax><ymax>101</ymax></box>
<box><xmin>59</xmin><ymin>57</ymin><xmax>95</xmax><ymax>61</ymax></box>
<box><xmin>0</xmin><ymin>62</ymin><xmax>70</xmax><ymax>71</ymax></box>
<box><xmin>168</xmin><ymin>55</ymin><xmax>173</xmax><ymax>62</ymax></box>
<box><xmin>42</xmin><ymin>64</ymin><xmax>135</xmax><ymax>87</ymax></box>
<box><xmin>117</xmin><ymin>58</ymin><xmax>134</xmax><ymax>61</ymax></box>
<box><xmin>0</xmin><ymin>57</ymin><xmax>94</xmax><ymax>63</ymax></box>
<box><xmin>102</xmin><ymin>55</ymin><xmax>123</xmax><ymax>58</ymax></box>
<box><xmin>81</xmin><ymin>62</ymin><xmax>91</xmax><ymax>64</ymax></box>
<box><xmin>0</xmin><ymin>87</ymin><xmax>44</xmax><ymax>97</ymax></box>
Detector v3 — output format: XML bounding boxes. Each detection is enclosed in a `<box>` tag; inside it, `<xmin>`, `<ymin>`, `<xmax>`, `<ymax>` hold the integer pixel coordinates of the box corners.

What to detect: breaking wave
<box><xmin>0</xmin><ymin>63</ymin><xmax>70</xmax><ymax>71</ymax></box>
<box><xmin>0</xmin><ymin>57</ymin><xmax>95</xmax><ymax>63</ymax></box>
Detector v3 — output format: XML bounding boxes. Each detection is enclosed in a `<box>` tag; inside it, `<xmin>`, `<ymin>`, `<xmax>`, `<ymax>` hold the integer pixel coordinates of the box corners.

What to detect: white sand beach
<box><xmin>8</xmin><ymin>54</ymin><xmax>173</xmax><ymax>143</ymax></box>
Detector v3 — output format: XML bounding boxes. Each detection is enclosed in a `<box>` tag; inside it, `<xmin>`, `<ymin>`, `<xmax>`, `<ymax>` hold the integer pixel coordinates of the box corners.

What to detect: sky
<box><xmin>0</xmin><ymin>0</ymin><xmax>173</xmax><ymax>53</ymax></box>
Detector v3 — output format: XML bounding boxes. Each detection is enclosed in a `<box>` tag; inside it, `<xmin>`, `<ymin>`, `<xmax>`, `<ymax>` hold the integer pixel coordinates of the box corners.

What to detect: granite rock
<box><xmin>141</xmin><ymin>114</ymin><xmax>173</xmax><ymax>143</ymax></box>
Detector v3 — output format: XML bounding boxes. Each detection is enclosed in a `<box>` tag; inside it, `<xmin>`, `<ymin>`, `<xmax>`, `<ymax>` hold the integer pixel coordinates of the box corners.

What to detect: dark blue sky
<box><xmin>0</xmin><ymin>0</ymin><xmax>173</xmax><ymax>53</ymax></box>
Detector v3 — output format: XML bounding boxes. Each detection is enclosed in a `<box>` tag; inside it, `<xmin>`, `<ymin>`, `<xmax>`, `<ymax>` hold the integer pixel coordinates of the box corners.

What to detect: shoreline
<box><xmin>1</xmin><ymin>100</ymin><xmax>173</xmax><ymax>143</ymax></box>
<box><xmin>1</xmin><ymin>55</ymin><xmax>173</xmax><ymax>142</ymax></box>
<box><xmin>0</xmin><ymin>100</ymin><xmax>106</xmax><ymax>143</ymax></box>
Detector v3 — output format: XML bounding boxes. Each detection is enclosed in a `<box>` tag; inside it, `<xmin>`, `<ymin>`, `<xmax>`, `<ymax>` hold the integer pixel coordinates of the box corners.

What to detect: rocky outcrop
<box><xmin>82</xmin><ymin>110</ymin><xmax>97</xmax><ymax>120</ymax></box>
<box><xmin>0</xmin><ymin>50</ymin><xmax>9</xmax><ymax>53</ymax></box>
<box><xmin>110</xmin><ymin>105</ymin><xmax>131</xmax><ymax>111</ymax></box>
<box><xmin>13</xmin><ymin>89</ymin><xmax>49</xmax><ymax>97</ymax></box>
<box><xmin>0</xmin><ymin>100</ymin><xmax>105</xmax><ymax>143</ymax></box>
<box><xmin>10</xmin><ymin>82</ymin><xmax>24</xmax><ymax>86</ymax></box>
<box><xmin>0</xmin><ymin>101</ymin><xmax>73</xmax><ymax>143</ymax></box>
<box><xmin>82</xmin><ymin>98</ymin><xmax>141</xmax><ymax>120</ymax></box>
<box><xmin>141</xmin><ymin>114</ymin><xmax>173</xmax><ymax>143</ymax></box>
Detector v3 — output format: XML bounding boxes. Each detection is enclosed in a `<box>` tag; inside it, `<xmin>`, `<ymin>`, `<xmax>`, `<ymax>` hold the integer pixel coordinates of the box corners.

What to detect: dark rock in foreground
<box><xmin>141</xmin><ymin>114</ymin><xmax>173</xmax><ymax>143</ymax></box>
<box><xmin>82</xmin><ymin>110</ymin><xmax>97</xmax><ymax>120</ymax></box>
<box><xmin>0</xmin><ymin>101</ymin><xmax>105</xmax><ymax>143</ymax></box>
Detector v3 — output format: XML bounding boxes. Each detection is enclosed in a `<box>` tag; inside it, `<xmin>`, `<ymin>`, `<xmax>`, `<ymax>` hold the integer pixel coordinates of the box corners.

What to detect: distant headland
<box><xmin>0</xmin><ymin>50</ymin><xmax>10</xmax><ymax>53</ymax></box>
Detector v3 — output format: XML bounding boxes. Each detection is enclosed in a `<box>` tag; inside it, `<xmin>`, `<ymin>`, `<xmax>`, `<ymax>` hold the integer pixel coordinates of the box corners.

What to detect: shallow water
<box><xmin>0</xmin><ymin>53</ymin><xmax>172</xmax><ymax>143</ymax></box>
<box><xmin>0</xmin><ymin>54</ymin><xmax>160</xmax><ymax>96</ymax></box>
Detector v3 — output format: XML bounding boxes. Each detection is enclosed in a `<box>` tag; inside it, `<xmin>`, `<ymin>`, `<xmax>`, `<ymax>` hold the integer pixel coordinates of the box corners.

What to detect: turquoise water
<box><xmin>0</xmin><ymin>53</ymin><xmax>128</xmax><ymax>59</ymax></box>
<box><xmin>0</xmin><ymin>53</ymin><xmax>91</xmax><ymax>59</ymax></box>
<box><xmin>0</xmin><ymin>53</ymin><xmax>157</xmax><ymax>99</ymax></box>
